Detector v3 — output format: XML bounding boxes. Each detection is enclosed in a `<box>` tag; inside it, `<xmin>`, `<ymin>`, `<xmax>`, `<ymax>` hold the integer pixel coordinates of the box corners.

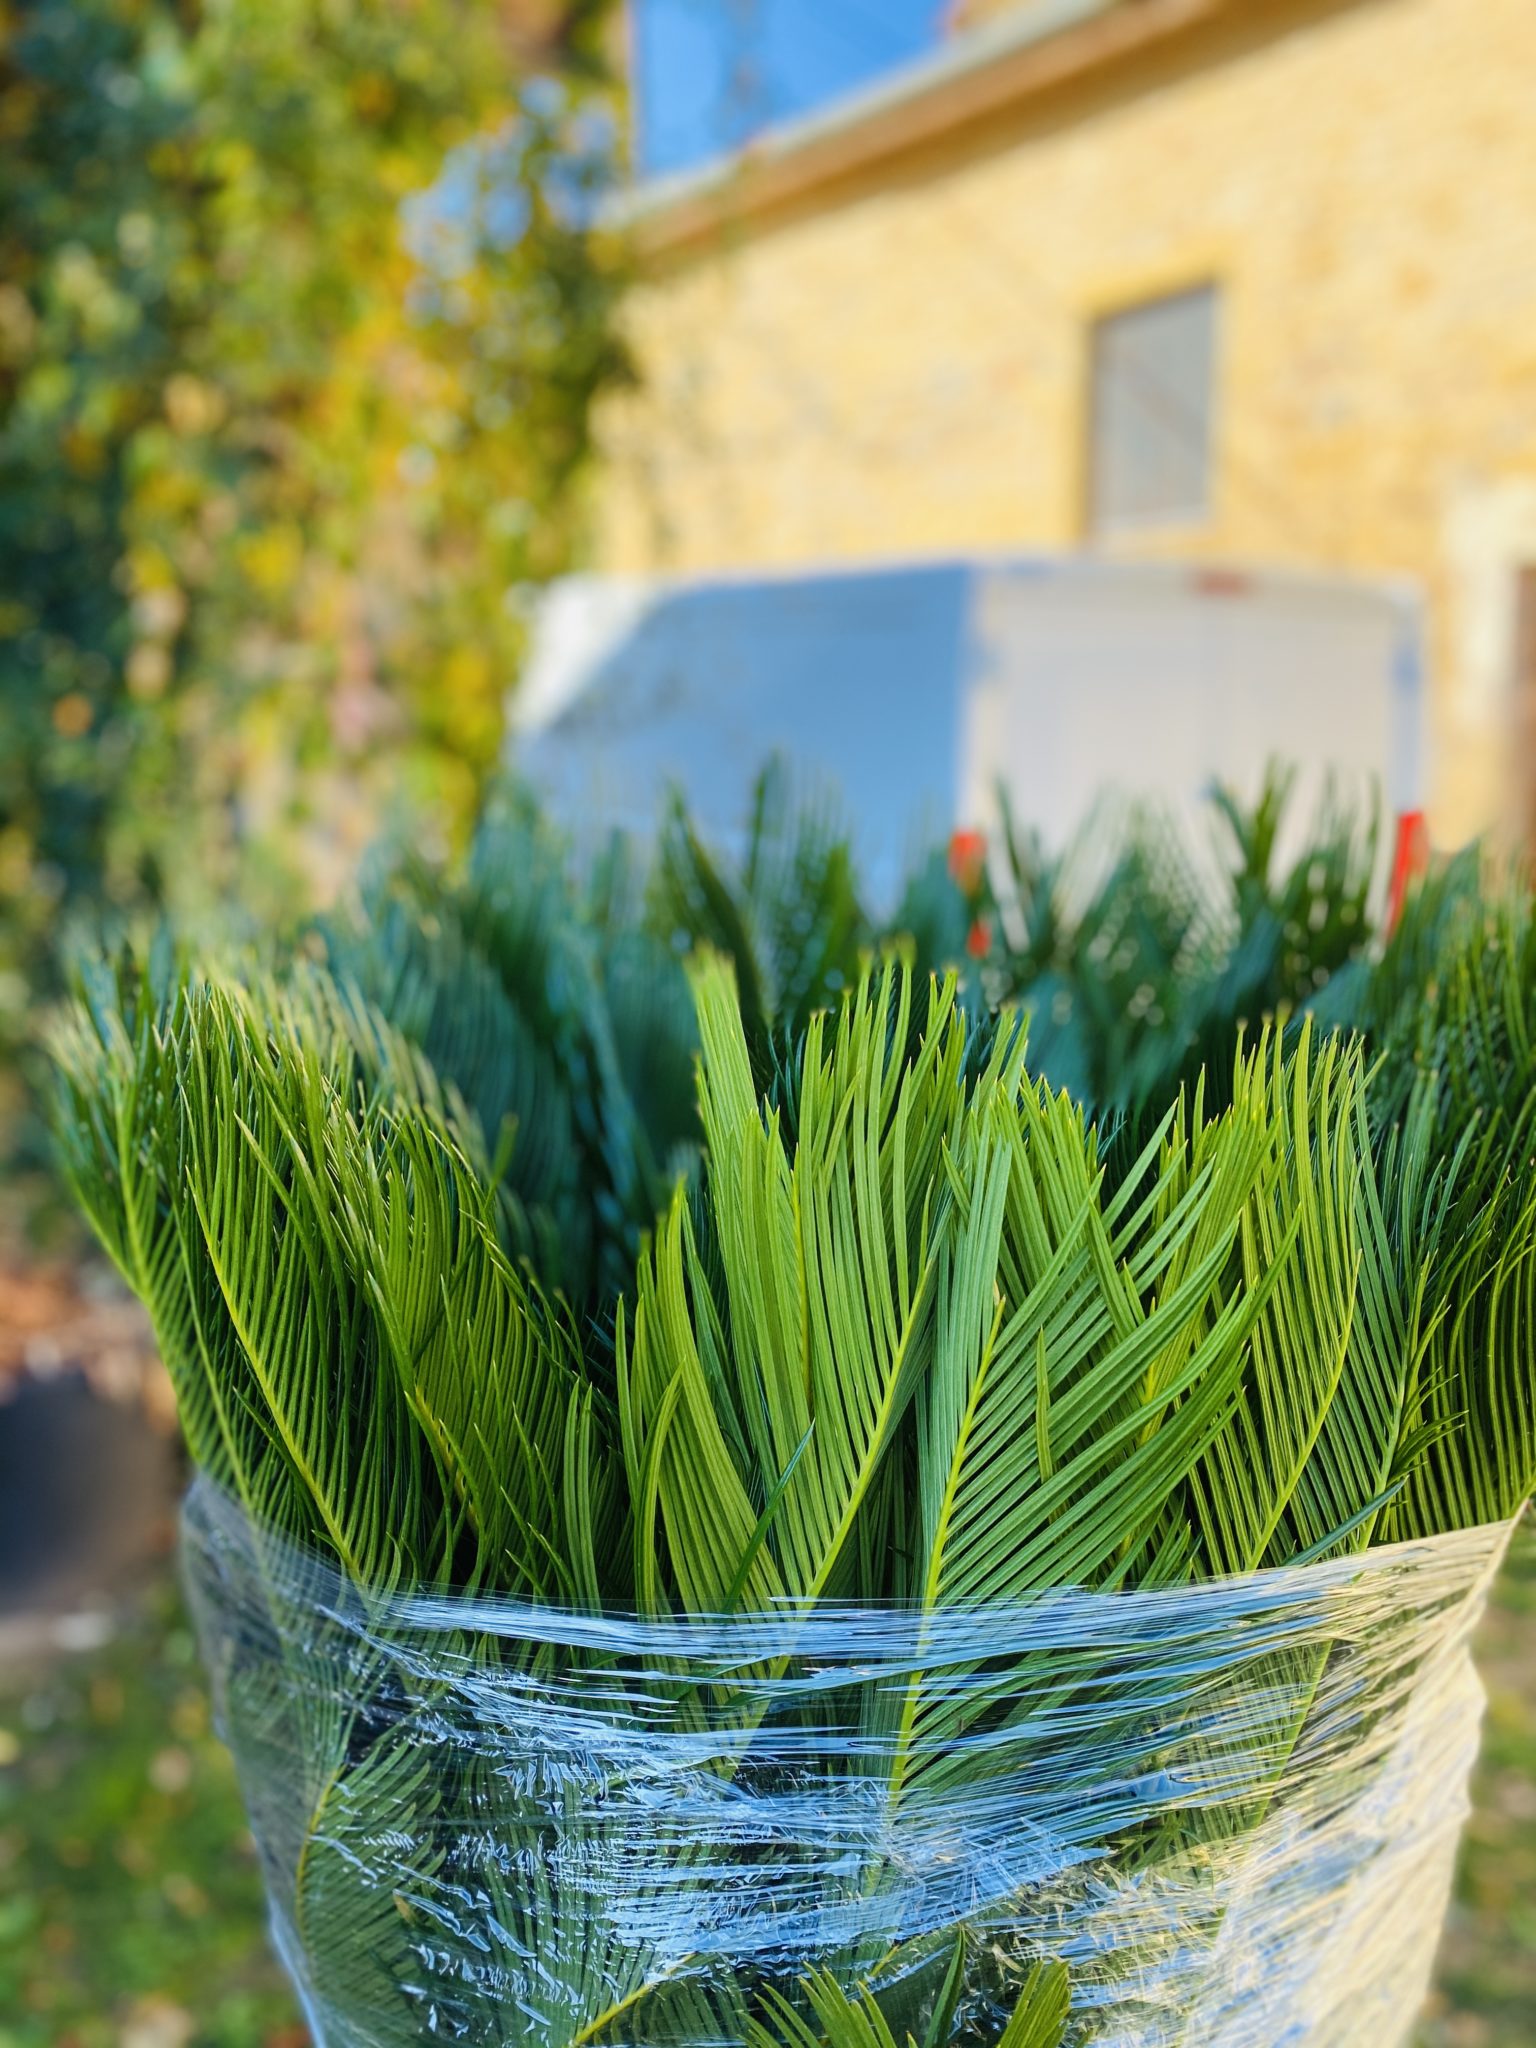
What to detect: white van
<box><xmin>509</xmin><ymin>556</ymin><xmax>1426</xmax><ymax>900</ymax></box>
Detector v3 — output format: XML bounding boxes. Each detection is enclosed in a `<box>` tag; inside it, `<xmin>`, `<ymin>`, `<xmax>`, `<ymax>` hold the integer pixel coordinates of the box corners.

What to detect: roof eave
<box><xmin>613</xmin><ymin>0</ymin><xmax>1231</xmax><ymax>259</ymax></box>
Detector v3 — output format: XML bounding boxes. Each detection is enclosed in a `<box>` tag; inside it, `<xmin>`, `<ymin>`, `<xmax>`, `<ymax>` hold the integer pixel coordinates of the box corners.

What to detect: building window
<box><xmin>1088</xmin><ymin>284</ymin><xmax>1219</xmax><ymax>534</ymax></box>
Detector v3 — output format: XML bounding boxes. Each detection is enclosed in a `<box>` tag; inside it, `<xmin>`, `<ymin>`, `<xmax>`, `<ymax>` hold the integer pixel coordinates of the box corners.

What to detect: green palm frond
<box><xmin>53</xmin><ymin>955</ymin><xmax>608</xmax><ymax>1599</ymax></box>
<box><xmin>647</xmin><ymin>759</ymin><xmax>871</xmax><ymax>1063</ymax></box>
<box><xmin>747</xmin><ymin>1959</ymin><xmax>1070</xmax><ymax>2048</ymax></box>
<box><xmin>984</xmin><ymin>767</ymin><xmax>1379</xmax><ymax>1126</ymax></box>
<box><xmin>621</xmin><ymin>957</ymin><xmax>987</xmax><ymax>1616</ymax></box>
<box><xmin>1188</xmin><ymin>1020</ymin><xmax>1367</xmax><ymax>1574</ymax></box>
<box><xmin>316</xmin><ymin>793</ymin><xmax>703</xmax><ymax>1307</ymax></box>
<box><xmin>1325</xmin><ymin>868</ymin><xmax>1536</xmax><ymax>1536</ymax></box>
<box><xmin>616</xmin><ymin>939</ymin><xmax>1535</xmax><ymax>1627</ymax></box>
<box><xmin>750</xmin><ymin>1972</ymin><xmax>904</xmax><ymax>2048</ymax></box>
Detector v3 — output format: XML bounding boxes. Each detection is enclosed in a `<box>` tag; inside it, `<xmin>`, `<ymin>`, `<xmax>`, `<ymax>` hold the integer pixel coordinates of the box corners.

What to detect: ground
<box><xmin>0</xmin><ymin>1531</ymin><xmax>1532</xmax><ymax>2045</ymax></box>
<box><xmin>1420</xmin><ymin>1519</ymin><xmax>1536</xmax><ymax>2046</ymax></box>
<box><xmin>0</xmin><ymin>1582</ymin><xmax>300</xmax><ymax>2048</ymax></box>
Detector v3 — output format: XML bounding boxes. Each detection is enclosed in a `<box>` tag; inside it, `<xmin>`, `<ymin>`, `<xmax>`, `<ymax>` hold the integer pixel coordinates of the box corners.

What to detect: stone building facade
<box><xmin>596</xmin><ymin>0</ymin><xmax>1536</xmax><ymax>842</ymax></box>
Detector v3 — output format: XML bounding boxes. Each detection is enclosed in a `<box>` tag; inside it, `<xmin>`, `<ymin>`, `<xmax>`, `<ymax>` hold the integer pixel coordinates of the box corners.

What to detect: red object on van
<box><xmin>948</xmin><ymin>829</ymin><xmax>987</xmax><ymax>896</ymax></box>
<box><xmin>1386</xmin><ymin>810</ymin><xmax>1429</xmax><ymax>932</ymax></box>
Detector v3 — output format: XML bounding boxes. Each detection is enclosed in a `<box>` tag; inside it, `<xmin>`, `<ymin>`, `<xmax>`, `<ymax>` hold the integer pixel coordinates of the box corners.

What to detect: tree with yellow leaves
<box><xmin>0</xmin><ymin>0</ymin><xmax>627</xmax><ymax>1184</ymax></box>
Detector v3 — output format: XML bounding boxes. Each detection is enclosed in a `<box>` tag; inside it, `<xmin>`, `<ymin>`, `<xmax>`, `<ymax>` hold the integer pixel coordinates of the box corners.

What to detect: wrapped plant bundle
<box><xmin>53</xmin><ymin>929</ymin><xmax>1536</xmax><ymax>2047</ymax></box>
<box><xmin>182</xmin><ymin>1477</ymin><xmax>1505</xmax><ymax>2048</ymax></box>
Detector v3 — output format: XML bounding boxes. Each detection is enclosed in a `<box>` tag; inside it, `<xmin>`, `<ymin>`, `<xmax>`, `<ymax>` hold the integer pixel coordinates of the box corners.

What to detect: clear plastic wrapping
<box><xmin>181</xmin><ymin>1478</ymin><xmax>1513</xmax><ymax>2048</ymax></box>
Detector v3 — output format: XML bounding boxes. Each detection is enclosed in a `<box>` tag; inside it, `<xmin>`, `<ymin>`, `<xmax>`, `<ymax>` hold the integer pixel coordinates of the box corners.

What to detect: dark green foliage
<box><xmin>313</xmin><ymin>798</ymin><xmax>692</xmax><ymax>1306</ymax></box>
<box><xmin>645</xmin><ymin>760</ymin><xmax>875</xmax><ymax>1078</ymax></box>
<box><xmin>311</xmin><ymin>766</ymin><xmax>912</xmax><ymax>1308</ymax></box>
<box><xmin>0</xmin><ymin>2</ymin><xmax>191</xmax><ymax>1008</ymax></box>
<box><xmin>1326</xmin><ymin>863</ymin><xmax>1536</xmax><ymax>1540</ymax></box>
<box><xmin>982</xmin><ymin>767</ymin><xmax>1377</xmax><ymax>1122</ymax></box>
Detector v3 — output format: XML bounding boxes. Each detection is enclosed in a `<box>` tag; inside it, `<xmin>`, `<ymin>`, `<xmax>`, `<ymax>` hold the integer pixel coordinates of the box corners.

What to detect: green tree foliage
<box><xmin>0</xmin><ymin>0</ymin><xmax>627</xmax><ymax>1149</ymax></box>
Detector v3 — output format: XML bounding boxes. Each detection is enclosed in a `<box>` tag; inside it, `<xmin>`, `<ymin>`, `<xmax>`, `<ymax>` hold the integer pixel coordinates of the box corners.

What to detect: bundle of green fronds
<box><xmin>318</xmin><ymin>763</ymin><xmax>1404</xmax><ymax>1286</ymax></box>
<box><xmin>644</xmin><ymin>760</ymin><xmax>876</xmax><ymax>1055</ymax></box>
<box><xmin>308</xmin><ymin>790</ymin><xmax>696</xmax><ymax>1310</ymax></box>
<box><xmin>1315</xmin><ymin>841</ymin><xmax>1534</xmax><ymax>1148</ymax></box>
<box><xmin>975</xmin><ymin>766</ymin><xmax>1379</xmax><ymax>1124</ymax></box>
<box><xmin>306</xmin><ymin>763</ymin><xmax>901</xmax><ymax>1313</ymax></box>
<box><xmin>297</xmin><ymin>761</ymin><xmax>1389</xmax><ymax>1324</ymax></box>
<box><xmin>50</xmin><ymin>890</ymin><xmax>1536</xmax><ymax>2044</ymax></box>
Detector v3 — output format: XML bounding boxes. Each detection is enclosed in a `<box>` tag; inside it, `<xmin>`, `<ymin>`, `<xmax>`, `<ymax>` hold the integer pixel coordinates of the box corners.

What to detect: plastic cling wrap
<box><xmin>181</xmin><ymin>1479</ymin><xmax>1513</xmax><ymax>2048</ymax></box>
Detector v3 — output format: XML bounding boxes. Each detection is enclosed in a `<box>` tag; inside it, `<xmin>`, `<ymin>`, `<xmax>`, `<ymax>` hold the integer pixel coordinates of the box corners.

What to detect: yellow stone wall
<box><xmin>593</xmin><ymin>0</ymin><xmax>1536</xmax><ymax>841</ymax></box>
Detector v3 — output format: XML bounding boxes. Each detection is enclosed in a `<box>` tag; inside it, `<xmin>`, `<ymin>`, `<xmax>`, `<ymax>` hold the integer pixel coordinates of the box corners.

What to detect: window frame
<box><xmin>1084</xmin><ymin>280</ymin><xmax>1222</xmax><ymax>539</ymax></box>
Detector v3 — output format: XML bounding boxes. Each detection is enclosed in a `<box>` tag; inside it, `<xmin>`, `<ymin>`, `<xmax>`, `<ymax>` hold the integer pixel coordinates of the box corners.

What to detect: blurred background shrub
<box><xmin>0</xmin><ymin>0</ymin><xmax>629</xmax><ymax>1217</ymax></box>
